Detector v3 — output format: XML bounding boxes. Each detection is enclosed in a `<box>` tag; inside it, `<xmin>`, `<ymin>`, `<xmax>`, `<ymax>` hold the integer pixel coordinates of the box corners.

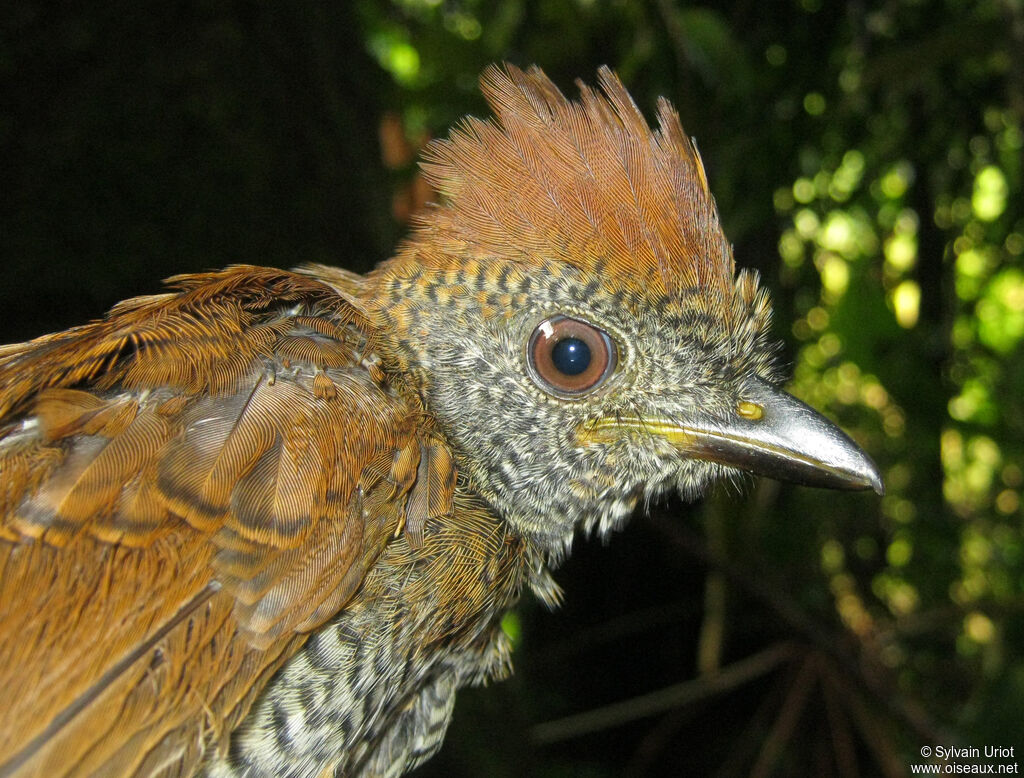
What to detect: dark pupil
<box><xmin>551</xmin><ymin>337</ymin><xmax>591</xmax><ymax>376</ymax></box>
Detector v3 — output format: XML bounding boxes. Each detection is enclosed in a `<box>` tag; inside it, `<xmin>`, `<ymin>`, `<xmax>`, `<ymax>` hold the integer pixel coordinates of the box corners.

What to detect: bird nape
<box><xmin>0</xmin><ymin>65</ymin><xmax>882</xmax><ymax>777</ymax></box>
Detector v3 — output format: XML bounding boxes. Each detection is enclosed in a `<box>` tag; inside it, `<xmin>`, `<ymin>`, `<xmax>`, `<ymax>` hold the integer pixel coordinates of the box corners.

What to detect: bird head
<box><xmin>364</xmin><ymin>65</ymin><xmax>882</xmax><ymax>553</ymax></box>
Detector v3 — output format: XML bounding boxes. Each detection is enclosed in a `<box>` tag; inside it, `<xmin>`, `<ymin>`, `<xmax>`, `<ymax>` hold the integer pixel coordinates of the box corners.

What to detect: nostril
<box><xmin>736</xmin><ymin>400</ymin><xmax>764</xmax><ymax>420</ymax></box>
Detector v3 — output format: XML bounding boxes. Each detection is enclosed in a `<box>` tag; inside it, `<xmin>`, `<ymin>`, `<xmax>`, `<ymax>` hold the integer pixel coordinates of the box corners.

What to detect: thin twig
<box><xmin>750</xmin><ymin>653</ymin><xmax>819</xmax><ymax>778</ymax></box>
<box><xmin>530</xmin><ymin>642</ymin><xmax>795</xmax><ymax>745</ymax></box>
<box><xmin>822</xmin><ymin>662</ymin><xmax>860</xmax><ymax>778</ymax></box>
<box><xmin>649</xmin><ymin>512</ymin><xmax>951</xmax><ymax>747</ymax></box>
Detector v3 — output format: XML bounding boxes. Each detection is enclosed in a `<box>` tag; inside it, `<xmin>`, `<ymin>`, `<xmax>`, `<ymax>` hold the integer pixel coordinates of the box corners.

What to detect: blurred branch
<box><xmin>697</xmin><ymin>496</ymin><xmax>729</xmax><ymax>674</ymax></box>
<box><xmin>824</xmin><ymin>660</ymin><xmax>906</xmax><ymax>778</ymax></box>
<box><xmin>530</xmin><ymin>642</ymin><xmax>795</xmax><ymax>745</ymax></box>
<box><xmin>822</xmin><ymin>663</ymin><xmax>860</xmax><ymax>778</ymax></box>
<box><xmin>649</xmin><ymin>513</ymin><xmax>951</xmax><ymax>747</ymax></box>
<box><xmin>532</xmin><ymin>601</ymin><xmax>697</xmax><ymax>668</ymax></box>
<box><xmin>710</xmin><ymin>675</ymin><xmax>788</xmax><ymax>778</ymax></box>
<box><xmin>653</xmin><ymin>0</ymin><xmax>692</xmax><ymax>78</ymax></box>
<box><xmin>859</xmin><ymin>19</ymin><xmax>1006</xmax><ymax>92</ymax></box>
<box><xmin>1006</xmin><ymin>0</ymin><xmax>1024</xmax><ymax>121</ymax></box>
<box><xmin>750</xmin><ymin>653</ymin><xmax>818</xmax><ymax>778</ymax></box>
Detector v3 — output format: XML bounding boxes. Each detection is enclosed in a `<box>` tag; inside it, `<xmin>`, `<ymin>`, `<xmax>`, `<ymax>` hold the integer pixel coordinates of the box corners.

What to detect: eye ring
<box><xmin>527</xmin><ymin>315</ymin><xmax>617</xmax><ymax>397</ymax></box>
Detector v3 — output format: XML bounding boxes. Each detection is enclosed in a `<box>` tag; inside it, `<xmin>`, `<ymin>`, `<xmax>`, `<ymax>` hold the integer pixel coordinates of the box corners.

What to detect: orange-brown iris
<box><xmin>527</xmin><ymin>315</ymin><xmax>617</xmax><ymax>397</ymax></box>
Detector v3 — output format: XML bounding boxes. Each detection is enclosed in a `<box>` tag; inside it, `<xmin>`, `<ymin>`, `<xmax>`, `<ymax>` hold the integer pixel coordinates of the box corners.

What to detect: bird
<box><xmin>0</xmin><ymin>64</ymin><xmax>883</xmax><ymax>778</ymax></box>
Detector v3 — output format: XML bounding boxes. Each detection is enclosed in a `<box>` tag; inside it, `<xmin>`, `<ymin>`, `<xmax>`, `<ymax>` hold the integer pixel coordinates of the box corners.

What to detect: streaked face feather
<box><xmin>365</xmin><ymin>66</ymin><xmax>779</xmax><ymax>552</ymax></box>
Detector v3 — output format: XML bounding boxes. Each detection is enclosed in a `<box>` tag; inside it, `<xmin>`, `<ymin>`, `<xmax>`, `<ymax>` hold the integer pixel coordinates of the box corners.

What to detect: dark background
<box><xmin>2</xmin><ymin>1</ymin><xmax>1022</xmax><ymax>775</ymax></box>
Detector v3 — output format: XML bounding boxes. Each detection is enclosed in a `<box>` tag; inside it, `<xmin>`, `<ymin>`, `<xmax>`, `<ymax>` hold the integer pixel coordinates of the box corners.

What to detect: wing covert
<box><xmin>0</xmin><ymin>265</ymin><xmax>456</xmax><ymax>775</ymax></box>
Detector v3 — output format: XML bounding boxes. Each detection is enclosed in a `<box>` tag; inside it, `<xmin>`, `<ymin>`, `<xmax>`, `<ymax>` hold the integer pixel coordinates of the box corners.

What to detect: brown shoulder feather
<box><xmin>0</xmin><ymin>265</ymin><xmax>455</xmax><ymax>775</ymax></box>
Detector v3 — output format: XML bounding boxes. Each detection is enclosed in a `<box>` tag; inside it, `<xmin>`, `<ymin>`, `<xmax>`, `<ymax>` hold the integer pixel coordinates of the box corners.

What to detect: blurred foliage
<box><xmin>2</xmin><ymin>0</ymin><xmax>1023</xmax><ymax>775</ymax></box>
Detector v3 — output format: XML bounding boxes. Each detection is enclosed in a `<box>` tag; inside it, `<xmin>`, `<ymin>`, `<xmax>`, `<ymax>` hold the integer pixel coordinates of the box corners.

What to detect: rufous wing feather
<box><xmin>0</xmin><ymin>266</ymin><xmax>450</xmax><ymax>776</ymax></box>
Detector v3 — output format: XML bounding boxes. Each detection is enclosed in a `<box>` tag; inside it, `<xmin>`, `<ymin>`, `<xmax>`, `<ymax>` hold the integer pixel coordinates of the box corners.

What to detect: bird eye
<box><xmin>527</xmin><ymin>315</ymin><xmax>617</xmax><ymax>397</ymax></box>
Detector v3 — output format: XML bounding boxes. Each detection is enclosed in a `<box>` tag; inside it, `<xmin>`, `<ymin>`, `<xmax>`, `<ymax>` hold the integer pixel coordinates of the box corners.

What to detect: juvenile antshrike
<box><xmin>0</xmin><ymin>65</ymin><xmax>882</xmax><ymax>777</ymax></box>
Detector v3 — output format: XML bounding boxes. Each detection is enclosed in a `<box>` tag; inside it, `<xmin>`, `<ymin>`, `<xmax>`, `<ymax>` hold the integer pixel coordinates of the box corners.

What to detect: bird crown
<box><xmin>406</xmin><ymin>64</ymin><xmax>738</xmax><ymax>313</ymax></box>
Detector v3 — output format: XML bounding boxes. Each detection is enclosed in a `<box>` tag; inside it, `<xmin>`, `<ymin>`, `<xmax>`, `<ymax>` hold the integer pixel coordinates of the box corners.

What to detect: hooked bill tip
<box><xmin>859</xmin><ymin>457</ymin><xmax>886</xmax><ymax>496</ymax></box>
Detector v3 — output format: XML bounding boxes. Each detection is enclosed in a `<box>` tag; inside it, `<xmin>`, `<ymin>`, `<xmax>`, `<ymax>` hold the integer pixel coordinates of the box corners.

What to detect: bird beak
<box><xmin>581</xmin><ymin>376</ymin><xmax>884</xmax><ymax>494</ymax></box>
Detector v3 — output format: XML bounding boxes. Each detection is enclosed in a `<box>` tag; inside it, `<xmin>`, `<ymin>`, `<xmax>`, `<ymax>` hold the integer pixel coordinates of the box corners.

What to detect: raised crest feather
<box><xmin>411</xmin><ymin>64</ymin><xmax>735</xmax><ymax>308</ymax></box>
